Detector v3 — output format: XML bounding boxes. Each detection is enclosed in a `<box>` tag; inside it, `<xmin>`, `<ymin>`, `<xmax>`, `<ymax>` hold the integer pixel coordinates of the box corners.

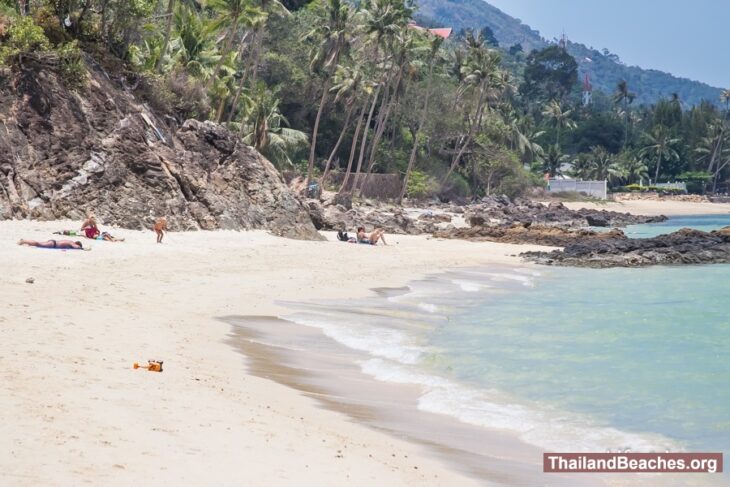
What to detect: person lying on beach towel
<box><xmin>18</xmin><ymin>239</ymin><xmax>85</xmax><ymax>250</ymax></box>
<box><xmin>53</xmin><ymin>229</ymin><xmax>123</xmax><ymax>241</ymax></box>
<box><xmin>356</xmin><ymin>227</ymin><xmax>387</xmax><ymax>246</ymax></box>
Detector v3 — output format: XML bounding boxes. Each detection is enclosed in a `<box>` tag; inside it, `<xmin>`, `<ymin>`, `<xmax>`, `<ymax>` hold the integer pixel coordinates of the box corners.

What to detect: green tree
<box><xmin>304</xmin><ymin>0</ymin><xmax>352</xmax><ymax>191</ymax></box>
<box><xmin>541</xmin><ymin>99</ymin><xmax>576</xmax><ymax>149</ymax></box>
<box><xmin>640</xmin><ymin>125</ymin><xmax>680</xmax><ymax>183</ymax></box>
<box><xmin>520</xmin><ymin>45</ymin><xmax>577</xmax><ymax>102</ymax></box>
<box><xmin>399</xmin><ymin>33</ymin><xmax>442</xmax><ymax>204</ymax></box>
<box><xmin>613</xmin><ymin>79</ymin><xmax>635</xmax><ymax>148</ymax></box>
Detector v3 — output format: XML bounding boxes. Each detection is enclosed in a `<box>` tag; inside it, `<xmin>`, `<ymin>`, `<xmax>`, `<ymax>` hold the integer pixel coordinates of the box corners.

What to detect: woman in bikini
<box><xmin>18</xmin><ymin>239</ymin><xmax>84</xmax><ymax>249</ymax></box>
<box><xmin>356</xmin><ymin>227</ymin><xmax>387</xmax><ymax>246</ymax></box>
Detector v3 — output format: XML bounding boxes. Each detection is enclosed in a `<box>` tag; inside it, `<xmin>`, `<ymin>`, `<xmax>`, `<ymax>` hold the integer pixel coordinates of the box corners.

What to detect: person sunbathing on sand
<box><xmin>357</xmin><ymin>226</ymin><xmax>387</xmax><ymax>246</ymax></box>
<box><xmin>18</xmin><ymin>239</ymin><xmax>84</xmax><ymax>250</ymax></box>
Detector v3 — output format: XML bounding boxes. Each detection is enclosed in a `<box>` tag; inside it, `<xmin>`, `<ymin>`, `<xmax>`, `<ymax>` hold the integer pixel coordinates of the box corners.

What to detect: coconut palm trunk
<box><xmin>352</xmin><ymin>86</ymin><xmax>381</xmax><ymax>194</ymax></box>
<box><xmin>399</xmin><ymin>58</ymin><xmax>435</xmax><ymax>205</ymax></box>
<box><xmin>339</xmin><ymin>97</ymin><xmax>369</xmax><ymax>192</ymax></box>
<box><xmin>654</xmin><ymin>154</ymin><xmax>663</xmax><ymax>185</ymax></box>
<box><xmin>442</xmin><ymin>80</ymin><xmax>488</xmax><ymax>184</ymax></box>
<box><xmin>155</xmin><ymin>0</ymin><xmax>176</xmax><ymax>73</ymax></box>
<box><xmin>205</xmin><ymin>18</ymin><xmax>241</xmax><ymax>91</ymax></box>
<box><xmin>320</xmin><ymin>101</ymin><xmax>355</xmax><ymax>184</ymax></box>
<box><xmin>305</xmin><ymin>78</ymin><xmax>331</xmax><ymax>192</ymax></box>
<box><xmin>359</xmin><ymin>66</ymin><xmax>406</xmax><ymax>192</ymax></box>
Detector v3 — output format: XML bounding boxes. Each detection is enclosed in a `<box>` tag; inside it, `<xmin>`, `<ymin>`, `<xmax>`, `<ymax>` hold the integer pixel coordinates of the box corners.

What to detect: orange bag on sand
<box><xmin>133</xmin><ymin>360</ymin><xmax>163</xmax><ymax>372</ymax></box>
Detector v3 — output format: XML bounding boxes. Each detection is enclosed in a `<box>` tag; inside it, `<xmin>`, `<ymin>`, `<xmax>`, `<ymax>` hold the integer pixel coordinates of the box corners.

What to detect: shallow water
<box><xmin>279</xmin><ymin>215</ymin><xmax>730</xmax><ymax>461</ymax></box>
<box><xmin>623</xmin><ymin>213</ymin><xmax>730</xmax><ymax>238</ymax></box>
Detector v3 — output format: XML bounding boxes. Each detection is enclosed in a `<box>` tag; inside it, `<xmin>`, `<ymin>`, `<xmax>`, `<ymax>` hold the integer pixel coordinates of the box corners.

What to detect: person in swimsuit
<box><xmin>18</xmin><ymin>239</ymin><xmax>84</xmax><ymax>249</ymax></box>
<box><xmin>356</xmin><ymin>226</ymin><xmax>387</xmax><ymax>246</ymax></box>
<box><xmin>80</xmin><ymin>214</ymin><xmax>124</xmax><ymax>241</ymax></box>
<box><xmin>81</xmin><ymin>214</ymin><xmax>100</xmax><ymax>239</ymax></box>
<box><xmin>153</xmin><ymin>217</ymin><xmax>167</xmax><ymax>243</ymax></box>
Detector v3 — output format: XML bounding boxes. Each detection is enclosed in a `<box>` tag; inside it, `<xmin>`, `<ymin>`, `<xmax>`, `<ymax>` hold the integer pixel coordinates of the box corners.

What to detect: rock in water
<box><xmin>585</xmin><ymin>215</ymin><xmax>609</xmax><ymax>227</ymax></box>
<box><xmin>522</xmin><ymin>227</ymin><xmax>730</xmax><ymax>267</ymax></box>
<box><xmin>0</xmin><ymin>59</ymin><xmax>322</xmax><ymax>240</ymax></box>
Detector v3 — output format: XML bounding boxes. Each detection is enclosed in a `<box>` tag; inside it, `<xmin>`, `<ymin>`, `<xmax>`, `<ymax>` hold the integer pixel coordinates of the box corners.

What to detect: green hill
<box><xmin>415</xmin><ymin>0</ymin><xmax>724</xmax><ymax>106</ymax></box>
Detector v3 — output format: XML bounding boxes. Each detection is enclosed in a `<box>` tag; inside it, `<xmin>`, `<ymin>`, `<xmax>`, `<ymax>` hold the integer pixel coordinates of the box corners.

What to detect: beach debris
<box><xmin>133</xmin><ymin>360</ymin><xmax>163</xmax><ymax>372</ymax></box>
<box><xmin>25</xmin><ymin>277</ymin><xmax>34</xmax><ymax>284</ymax></box>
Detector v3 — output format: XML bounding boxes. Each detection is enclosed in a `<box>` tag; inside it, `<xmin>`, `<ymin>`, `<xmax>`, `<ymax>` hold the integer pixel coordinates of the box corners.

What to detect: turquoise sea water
<box><xmin>624</xmin><ymin>213</ymin><xmax>730</xmax><ymax>238</ymax></box>
<box><xmin>286</xmin><ymin>215</ymin><xmax>730</xmax><ymax>458</ymax></box>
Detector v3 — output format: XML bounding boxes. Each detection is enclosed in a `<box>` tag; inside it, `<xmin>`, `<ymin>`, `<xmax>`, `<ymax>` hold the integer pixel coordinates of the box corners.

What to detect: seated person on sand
<box><xmin>18</xmin><ymin>239</ymin><xmax>84</xmax><ymax>250</ymax></box>
<box><xmin>78</xmin><ymin>214</ymin><xmax>124</xmax><ymax>242</ymax></box>
<box><xmin>356</xmin><ymin>226</ymin><xmax>387</xmax><ymax>246</ymax></box>
<box><xmin>153</xmin><ymin>217</ymin><xmax>167</xmax><ymax>243</ymax></box>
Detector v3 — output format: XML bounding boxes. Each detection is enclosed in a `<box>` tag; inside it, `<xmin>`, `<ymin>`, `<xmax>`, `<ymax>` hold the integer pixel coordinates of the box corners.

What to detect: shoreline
<box><xmin>224</xmin><ymin>266</ymin><xmax>721</xmax><ymax>487</ymax></box>
<box><xmin>2</xmin><ymin>203</ymin><xmax>729</xmax><ymax>486</ymax></box>
<box><xmin>0</xmin><ymin>220</ymin><xmax>550</xmax><ymax>486</ymax></box>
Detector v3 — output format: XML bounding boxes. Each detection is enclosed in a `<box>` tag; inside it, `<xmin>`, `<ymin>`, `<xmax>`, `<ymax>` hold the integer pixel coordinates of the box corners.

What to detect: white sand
<box><xmin>0</xmin><ymin>220</ymin><xmax>550</xmax><ymax>486</ymax></box>
<box><xmin>562</xmin><ymin>199</ymin><xmax>730</xmax><ymax>217</ymax></box>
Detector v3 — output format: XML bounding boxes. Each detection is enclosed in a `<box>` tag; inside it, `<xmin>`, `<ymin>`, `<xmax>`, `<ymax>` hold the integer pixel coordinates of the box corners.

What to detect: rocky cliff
<box><xmin>0</xmin><ymin>56</ymin><xmax>321</xmax><ymax>240</ymax></box>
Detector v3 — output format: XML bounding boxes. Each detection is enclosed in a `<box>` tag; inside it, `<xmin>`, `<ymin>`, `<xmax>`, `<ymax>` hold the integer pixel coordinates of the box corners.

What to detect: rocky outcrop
<box><xmin>522</xmin><ymin>227</ymin><xmax>730</xmax><ymax>268</ymax></box>
<box><xmin>434</xmin><ymin>223</ymin><xmax>625</xmax><ymax>247</ymax></box>
<box><xmin>306</xmin><ymin>197</ymin><xmax>430</xmax><ymax>235</ymax></box>
<box><xmin>0</xmin><ymin>57</ymin><xmax>322</xmax><ymax>240</ymax></box>
<box><xmin>462</xmin><ymin>198</ymin><xmax>665</xmax><ymax>229</ymax></box>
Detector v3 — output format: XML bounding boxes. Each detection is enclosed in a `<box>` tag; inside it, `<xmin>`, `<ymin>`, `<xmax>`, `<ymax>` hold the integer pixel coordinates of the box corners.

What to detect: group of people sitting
<box><xmin>338</xmin><ymin>226</ymin><xmax>388</xmax><ymax>246</ymax></box>
<box><xmin>18</xmin><ymin>214</ymin><xmax>125</xmax><ymax>251</ymax></box>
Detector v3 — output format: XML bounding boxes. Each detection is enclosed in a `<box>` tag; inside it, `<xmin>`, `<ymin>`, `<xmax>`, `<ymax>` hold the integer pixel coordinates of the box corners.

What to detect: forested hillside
<box><xmin>415</xmin><ymin>0</ymin><xmax>723</xmax><ymax>107</ymax></box>
<box><xmin>1</xmin><ymin>0</ymin><xmax>729</xmax><ymax>207</ymax></box>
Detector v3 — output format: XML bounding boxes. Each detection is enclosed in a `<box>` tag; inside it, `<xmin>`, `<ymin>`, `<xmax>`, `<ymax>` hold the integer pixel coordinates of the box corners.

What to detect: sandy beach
<box><xmin>0</xmin><ymin>218</ymin><xmax>553</xmax><ymax>487</ymax></box>
<box><xmin>2</xmin><ymin>200</ymin><xmax>729</xmax><ymax>486</ymax></box>
<box><xmin>563</xmin><ymin>198</ymin><xmax>730</xmax><ymax>217</ymax></box>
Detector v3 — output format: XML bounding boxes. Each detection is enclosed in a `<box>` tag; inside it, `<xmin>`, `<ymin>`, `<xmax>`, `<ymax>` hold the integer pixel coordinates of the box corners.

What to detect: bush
<box><xmin>57</xmin><ymin>40</ymin><xmax>86</xmax><ymax>88</ymax></box>
<box><xmin>406</xmin><ymin>170</ymin><xmax>438</xmax><ymax>200</ymax></box>
<box><xmin>33</xmin><ymin>6</ymin><xmax>70</xmax><ymax>46</ymax></box>
<box><xmin>0</xmin><ymin>15</ymin><xmax>50</xmax><ymax>64</ymax></box>
<box><xmin>438</xmin><ymin>173</ymin><xmax>470</xmax><ymax>202</ymax></box>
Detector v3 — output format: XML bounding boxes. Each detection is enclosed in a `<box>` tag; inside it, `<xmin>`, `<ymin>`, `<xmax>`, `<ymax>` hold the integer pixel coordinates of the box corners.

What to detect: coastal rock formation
<box><xmin>0</xmin><ymin>57</ymin><xmax>322</xmax><ymax>240</ymax></box>
<box><xmin>434</xmin><ymin>223</ymin><xmax>626</xmax><ymax>247</ymax></box>
<box><xmin>522</xmin><ymin>227</ymin><xmax>730</xmax><ymax>268</ymax></box>
<box><xmin>306</xmin><ymin>197</ymin><xmax>428</xmax><ymax>235</ymax></box>
<box><xmin>462</xmin><ymin>198</ymin><xmax>665</xmax><ymax>229</ymax></box>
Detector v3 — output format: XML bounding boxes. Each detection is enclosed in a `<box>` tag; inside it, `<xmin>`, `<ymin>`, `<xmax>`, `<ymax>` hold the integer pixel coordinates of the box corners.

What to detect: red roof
<box><xmin>428</xmin><ymin>28</ymin><xmax>452</xmax><ymax>39</ymax></box>
<box><xmin>408</xmin><ymin>22</ymin><xmax>452</xmax><ymax>39</ymax></box>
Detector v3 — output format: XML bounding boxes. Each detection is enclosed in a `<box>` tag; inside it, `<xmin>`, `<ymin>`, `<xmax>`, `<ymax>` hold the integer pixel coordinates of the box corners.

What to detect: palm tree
<box><xmin>588</xmin><ymin>145</ymin><xmax>614</xmax><ymax>181</ymax></box>
<box><xmin>173</xmin><ymin>5</ymin><xmax>220</xmax><ymax>79</ymax></box>
<box><xmin>304</xmin><ymin>0</ymin><xmax>352</xmax><ymax>193</ymax></box>
<box><xmin>156</xmin><ymin>0</ymin><xmax>176</xmax><ymax>73</ymax></box>
<box><xmin>359</xmin><ymin>26</ymin><xmax>419</xmax><ymax>193</ymax></box>
<box><xmin>570</xmin><ymin>154</ymin><xmax>595</xmax><ymax>180</ymax></box>
<box><xmin>722</xmin><ymin>89</ymin><xmax>730</xmax><ymax>120</ymax></box>
<box><xmin>205</xmin><ymin>0</ymin><xmax>264</xmax><ymax>91</ymax></box>
<box><xmin>443</xmin><ymin>33</ymin><xmax>502</xmax><ymax>183</ymax></box>
<box><xmin>399</xmin><ymin>34</ymin><xmax>443</xmax><ymax>204</ymax></box>
<box><xmin>696</xmin><ymin>124</ymin><xmax>730</xmax><ymax>193</ymax></box>
<box><xmin>227</xmin><ymin>0</ymin><xmax>290</xmax><ymax>123</ymax></box>
<box><xmin>320</xmin><ymin>64</ymin><xmax>366</xmax><ymax>184</ymax></box>
<box><xmin>614</xmin><ymin>80</ymin><xmax>636</xmax><ymax>148</ymax></box>
<box><xmin>640</xmin><ymin>125</ymin><xmax>680</xmax><ymax>184</ymax></box>
<box><xmin>612</xmin><ymin>154</ymin><xmax>648</xmax><ymax>185</ymax></box>
<box><xmin>541</xmin><ymin>99</ymin><xmax>576</xmax><ymax>149</ymax></box>
<box><xmin>353</xmin><ymin>1</ymin><xmax>414</xmax><ymax>194</ymax></box>
<box><xmin>240</xmin><ymin>88</ymin><xmax>308</xmax><ymax>168</ymax></box>
<box><xmin>542</xmin><ymin>144</ymin><xmax>570</xmax><ymax>178</ymax></box>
